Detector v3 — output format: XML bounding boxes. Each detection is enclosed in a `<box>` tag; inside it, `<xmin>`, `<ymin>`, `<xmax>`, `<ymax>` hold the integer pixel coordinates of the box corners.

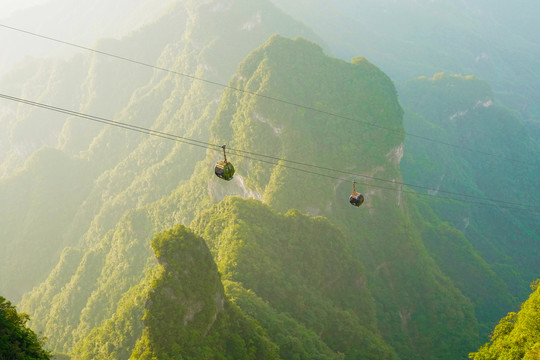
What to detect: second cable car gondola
<box><xmin>215</xmin><ymin>145</ymin><xmax>235</xmax><ymax>181</ymax></box>
<box><xmin>349</xmin><ymin>181</ymin><xmax>364</xmax><ymax>207</ymax></box>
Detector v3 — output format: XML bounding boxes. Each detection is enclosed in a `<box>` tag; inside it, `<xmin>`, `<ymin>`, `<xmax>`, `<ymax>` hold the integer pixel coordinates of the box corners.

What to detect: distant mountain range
<box><xmin>270</xmin><ymin>0</ymin><xmax>540</xmax><ymax>119</ymax></box>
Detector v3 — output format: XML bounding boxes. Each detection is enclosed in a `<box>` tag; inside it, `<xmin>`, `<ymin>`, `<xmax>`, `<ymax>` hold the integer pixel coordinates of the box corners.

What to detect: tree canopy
<box><xmin>0</xmin><ymin>296</ymin><xmax>50</xmax><ymax>359</ymax></box>
<box><xmin>469</xmin><ymin>281</ymin><xmax>540</xmax><ymax>359</ymax></box>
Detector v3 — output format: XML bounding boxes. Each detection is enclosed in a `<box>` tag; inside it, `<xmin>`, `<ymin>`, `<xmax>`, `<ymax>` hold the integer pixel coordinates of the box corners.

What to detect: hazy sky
<box><xmin>0</xmin><ymin>0</ymin><xmax>177</xmax><ymax>75</ymax></box>
<box><xmin>0</xmin><ymin>0</ymin><xmax>49</xmax><ymax>18</ymax></box>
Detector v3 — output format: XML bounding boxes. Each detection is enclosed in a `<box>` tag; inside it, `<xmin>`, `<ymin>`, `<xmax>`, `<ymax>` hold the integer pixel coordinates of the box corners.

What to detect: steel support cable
<box><xmin>5</xmin><ymin>93</ymin><xmax>537</xmax><ymax>210</ymax></box>
<box><xmin>0</xmin><ymin>93</ymin><xmax>220</xmax><ymax>151</ymax></box>
<box><xmin>0</xmin><ymin>92</ymin><xmax>527</xmax><ymax>208</ymax></box>
<box><xmin>227</xmin><ymin>153</ymin><xmax>540</xmax><ymax>213</ymax></box>
<box><xmin>0</xmin><ymin>23</ymin><xmax>538</xmax><ymax>168</ymax></box>
<box><xmin>225</xmin><ymin>147</ymin><xmax>539</xmax><ymax>208</ymax></box>
<box><xmin>1</xmin><ymin>93</ymin><xmax>538</xmax><ymax>213</ymax></box>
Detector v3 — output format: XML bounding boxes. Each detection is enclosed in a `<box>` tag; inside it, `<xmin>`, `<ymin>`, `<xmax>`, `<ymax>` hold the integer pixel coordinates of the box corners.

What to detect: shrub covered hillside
<box><xmin>400</xmin><ymin>73</ymin><xmax>540</xmax><ymax>334</ymax></box>
<box><xmin>469</xmin><ymin>281</ymin><xmax>540</xmax><ymax>359</ymax></box>
<box><xmin>192</xmin><ymin>197</ymin><xmax>397</xmax><ymax>359</ymax></box>
<box><xmin>17</xmin><ymin>30</ymin><xmax>483</xmax><ymax>359</ymax></box>
<box><xmin>71</xmin><ymin>198</ymin><xmax>396</xmax><ymax>359</ymax></box>
<box><xmin>73</xmin><ymin>224</ymin><xmax>280</xmax><ymax>360</ymax></box>
<box><xmin>3</xmin><ymin>1</ymin><xmax>520</xmax><ymax>359</ymax></box>
<box><xmin>0</xmin><ymin>0</ymin><xmax>323</xmax><ymax>302</ymax></box>
<box><xmin>172</xmin><ymin>35</ymin><xmax>480</xmax><ymax>359</ymax></box>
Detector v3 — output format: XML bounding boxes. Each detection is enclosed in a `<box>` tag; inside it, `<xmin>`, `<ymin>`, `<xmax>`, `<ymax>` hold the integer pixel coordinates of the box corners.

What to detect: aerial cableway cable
<box><xmin>0</xmin><ymin>93</ymin><xmax>538</xmax><ymax>213</ymax></box>
<box><xmin>1</xmin><ymin>93</ymin><xmax>537</xmax><ymax>210</ymax></box>
<box><xmin>0</xmin><ymin>23</ymin><xmax>538</xmax><ymax>169</ymax></box>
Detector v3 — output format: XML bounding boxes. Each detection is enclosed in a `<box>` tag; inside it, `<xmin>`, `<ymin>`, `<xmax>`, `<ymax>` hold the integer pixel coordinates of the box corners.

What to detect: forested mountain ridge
<box><xmin>191</xmin><ymin>197</ymin><xmax>397</xmax><ymax>359</ymax></box>
<box><xmin>19</xmin><ymin>31</ymin><xmax>479</xmax><ymax>359</ymax></box>
<box><xmin>183</xmin><ymin>35</ymin><xmax>480</xmax><ymax>358</ymax></box>
<box><xmin>73</xmin><ymin>224</ymin><xmax>282</xmax><ymax>360</ymax></box>
<box><xmin>401</xmin><ymin>74</ymin><xmax>540</xmax><ymax>288</ymax></box>
<box><xmin>69</xmin><ymin>199</ymin><xmax>397</xmax><ymax>359</ymax></box>
<box><xmin>0</xmin><ymin>0</ymin><xmax>537</xmax><ymax>359</ymax></box>
<box><xmin>0</xmin><ymin>0</ymin><xmax>322</xmax><ymax>301</ymax></box>
<box><xmin>0</xmin><ymin>3</ymin><xmax>188</xmax><ymax>300</ymax></box>
<box><xmin>400</xmin><ymin>73</ymin><xmax>540</xmax><ymax>335</ymax></box>
<box><xmin>269</xmin><ymin>0</ymin><xmax>540</xmax><ymax>120</ymax></box>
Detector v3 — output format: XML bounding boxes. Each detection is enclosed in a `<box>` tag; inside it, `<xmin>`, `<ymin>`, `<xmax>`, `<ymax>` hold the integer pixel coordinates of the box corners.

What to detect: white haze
<box><xmin>0</xmin><ymin>0</ymin><xmax>49</xmax><ymax>18</ymax></box>
<box><xmin>0</xmin><ymin>0</ymin><xmax>176</xmax><ymax>75</ymax></box>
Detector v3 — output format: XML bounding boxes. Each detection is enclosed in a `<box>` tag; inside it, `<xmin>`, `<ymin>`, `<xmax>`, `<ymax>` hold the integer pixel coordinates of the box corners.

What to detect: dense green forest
<box><xmin>400</xmin><ymin>73</ymin><xmax>540</xmax><ymax>334</ymax></box>
<box><xmin>0</xmin><ymin>0</ymin><xmax>538</xmax><ymax>359</ymax></box>
<box><xmin>469</xmin><ymin>281</ymin><xmax>540</xmax><ymax>359</ymax></box>
<box><xmin>0</xmin><ymin>296</ymin><xmax>51</xmax><ymax>359</ymax></box>
<box><xmin>72</xmin><ymin>224</ymin><xmax>281</xmax><ymax>360</ymax></box>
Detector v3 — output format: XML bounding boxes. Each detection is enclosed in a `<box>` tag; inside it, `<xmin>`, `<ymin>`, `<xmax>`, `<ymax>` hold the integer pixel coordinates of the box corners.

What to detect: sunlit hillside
<box><xmin>0</xmin><ymin>1</ymin><xmax>538</xmax><ymax>359</ymax></box>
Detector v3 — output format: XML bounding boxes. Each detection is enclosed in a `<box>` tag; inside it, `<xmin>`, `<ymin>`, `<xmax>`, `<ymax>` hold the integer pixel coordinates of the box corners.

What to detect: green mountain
<box><xmin>69</xmin><ymin>198</ymin><xmax>396</xmax><ymax>360</ymax></box>
<box><xmin>469</xmin><ymin>281</ymin><xmax>540</xmax><ymax>359</ymax></box>
<box><xmin>191</xmin><ymin>197</ymin><xmax>396</xmax><ymax>359</ymax></box>
<box><xmin>192</xmin><ymin>35</ymin><xmax>480</xmax><ymax>359</ymax></box>
<box><xmin>1</xmin><ymin>1</ymin><xmax>535</xmax><ymax>359</ymax></box>
<box><xmin>0</xmin><ymin>0</ymin><xmax>322</xmax><ymax>301</ymax></box>
<box><xmin>0</xmin><ymin>2</ymin><xmax>190</xmax><ymax>299</ymax></box>
<box><xmin>400</xmin><ymin>73</ymin><xmax>540</xmax><ymax>334</ymax></box>
<box><xmin>269</xmin><ymin>0</ymin><xmax>540</xmax><ymax>120</ymax></box>
<box><xmin>16</xmin><ymin>30</ymin><xmax>479</xmax><ymax>359</ymax></box>
<box><xmin>73</xmin><ymin>224</ymin><xmax>280</xmax><ymax>360</ymax></box>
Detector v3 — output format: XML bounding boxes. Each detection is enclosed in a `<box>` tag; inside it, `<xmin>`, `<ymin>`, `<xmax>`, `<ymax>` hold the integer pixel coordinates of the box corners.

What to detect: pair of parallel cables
<box><xmin>0</xmin><ymin>24</ymin><xmax>538</xmax><ymax>213</ymax></box>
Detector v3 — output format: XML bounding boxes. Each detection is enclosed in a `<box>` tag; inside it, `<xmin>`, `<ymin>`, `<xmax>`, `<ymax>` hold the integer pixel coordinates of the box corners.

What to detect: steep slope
<box><xmin>20</xmin><ymin>32</ymin><xmax>480</xmax><ymax>359</ymax></box>
<box><xmin>14</xmin><ymin>0</ymin><xmax>324</xmax><ymax>352</ymax></box>
<box><xmin>19</xmin><ymin>208</ymin><xmax>156</xmax><ymax>352</ymax></box>
<box><xmin>400</xmin><ymin>73</ymin><xmax>540</xmax><ymax>293</ymax></box>
<box><xmin>0</xmin><ymin>6</ymin><xmax>186</xmax><ymax>300</ymax></box>
<box><xmin>14</xmin><ymin>9</ymin><xmax>487</xmax><ymax>360</ymax></box>
<box><xmin>160</xmin><ymin>35</ymin><xmax>480</xmax><ymax>359</ymax></box>
<box><xmin>65</xmin><ymin>0</ymin><xmax>324</xmax><ymax>246</ymax></box>
<box><xmin>73</xmin><ymin>224</ymin><xmax>280</xmax><ymax>360</ymax></box>
<box><xmin>191</xmin><ymin>197</ymin><xmax>397</xmax><ymax>359</ymax></box>
<box><xmin>2</xmin><ymin>0</ymin><xmax>321</xmax><ymax>301</ymax></box>
<box><xmin>469</xmin><ymin>281</ymin><xmax>540</xmax><ymax>360</ymax></box>
<box><xmin>400</xmin><ymin>73</ymin><xmax>540</xmax><ymax>336</ymax></box>
<box><xmin>0</xmin><ymin>148</ymin><xmax>93</xmax><ymax>300</ymax></box>
<box><xmin>168</xmin><ymin>35</ymin><xmax>404</xmax><ymax>221</ymax></box>
<box><xmin>223</xmin><ymin>281</ymin><xmax>339</xmax><ymax>360</ymax></box>
<box><xmin>46</xmin><ymin>196</ymin><xmax>396</xmax><ymax>360</ymax></box>
<box><xmin>407</xmin><ymin>194</ymin><xmax>516</xmax><ymax>337</ymax></box>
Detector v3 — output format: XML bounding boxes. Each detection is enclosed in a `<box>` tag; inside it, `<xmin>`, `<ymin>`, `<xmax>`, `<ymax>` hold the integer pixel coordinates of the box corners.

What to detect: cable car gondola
<box><xmin>215</xmin><ymin>145</ymin><xmax>235</xmax><ymax>181</ymax></box>
<box><xmin>349</xmin><ymin>181</ymin><xmax>364</xmax><ymax>207</ymax></box>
